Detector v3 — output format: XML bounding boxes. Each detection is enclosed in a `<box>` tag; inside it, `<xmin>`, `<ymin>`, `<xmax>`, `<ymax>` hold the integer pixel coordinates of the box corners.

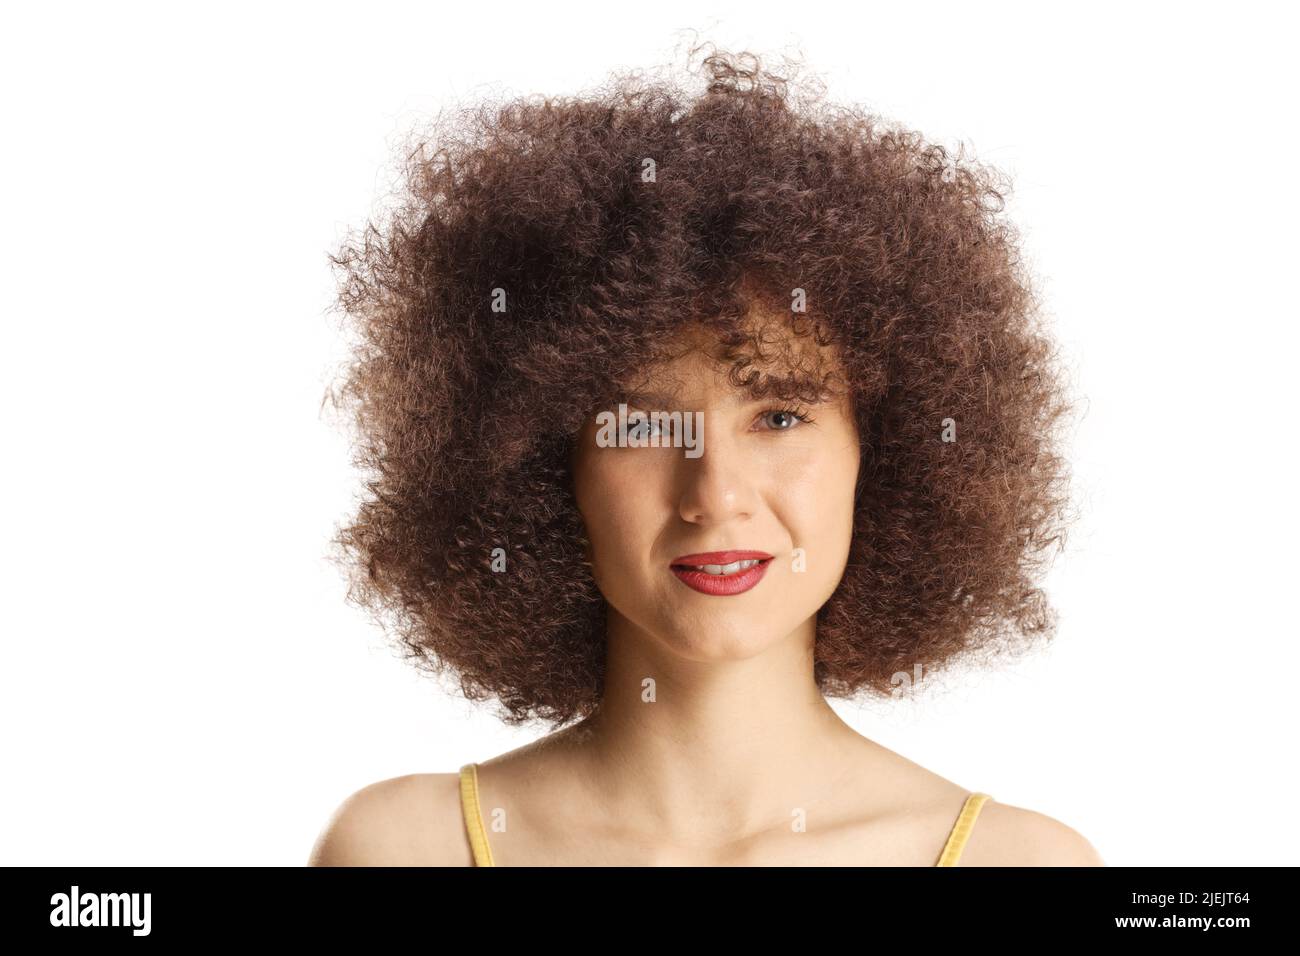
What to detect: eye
<box><xmin>631</xmin><ymin>416</ymin><xmax>664</xmax><ymax>440</ymax></box>
<box><xmin>755</xmin><ymin>407</ymin><xmax>816</xmax><ymax>431</ymax></box>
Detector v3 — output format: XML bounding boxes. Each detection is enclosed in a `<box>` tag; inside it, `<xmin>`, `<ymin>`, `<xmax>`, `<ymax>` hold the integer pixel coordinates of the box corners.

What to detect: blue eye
<box><xmin>757</xmin><ymin>407</ymin><xmax>815</xmax><ymax>430</ymax></box>
<box><xmin>630</xmin><ymin>417</ymin><xmax>664</xmax><ymax>440</ymax></box>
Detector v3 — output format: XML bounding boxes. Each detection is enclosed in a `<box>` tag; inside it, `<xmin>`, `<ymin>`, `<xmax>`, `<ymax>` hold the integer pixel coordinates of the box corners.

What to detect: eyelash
<box><xmin>612</xmin><ymin>404</ymin><xmax>817</xmax><ymax>437</ymax></box>
<box><xmin>756</xmin><ymin>407</ymin><xmax>816</xmax><ymax>430</ymax></box>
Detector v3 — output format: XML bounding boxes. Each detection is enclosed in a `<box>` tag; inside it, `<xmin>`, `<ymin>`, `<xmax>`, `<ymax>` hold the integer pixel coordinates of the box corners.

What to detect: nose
<box><xmin>676</xmin><ymin>431</ymin><xmax>759</xmax><ymax>525</ymax></box>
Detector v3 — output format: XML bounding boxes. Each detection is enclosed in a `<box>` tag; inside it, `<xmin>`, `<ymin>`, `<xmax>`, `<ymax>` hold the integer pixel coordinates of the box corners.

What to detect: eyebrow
<box><xmin>618</xmin><ymin>387</ymin><xmax>836</xmax><ymax>408</ymax></box>
<box><xmin>616</xmin><ymin>389</ymin><xmax>682</xmax><ymax>408</ymax></box>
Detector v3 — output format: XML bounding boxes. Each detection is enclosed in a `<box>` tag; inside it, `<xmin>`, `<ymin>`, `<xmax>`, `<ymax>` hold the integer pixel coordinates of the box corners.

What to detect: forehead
<box><xmin>622</xmin><ymin>309</ymin><xmax>849</xmax><ymax>404</ymax></box>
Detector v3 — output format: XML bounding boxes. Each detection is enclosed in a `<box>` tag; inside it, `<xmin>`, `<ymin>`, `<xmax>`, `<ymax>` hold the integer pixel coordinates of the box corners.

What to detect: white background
<box><xmin>2</xmin><ymin>0</ymin><xmax>1295</xmax><ymax>866</ymax></box>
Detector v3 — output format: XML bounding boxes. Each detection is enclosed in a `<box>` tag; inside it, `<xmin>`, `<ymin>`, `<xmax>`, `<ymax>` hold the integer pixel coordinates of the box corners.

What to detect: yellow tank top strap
<box><xmin>935</xmin><ymin>792</ymin><xmax>992</xmax><ymax>867</ymax></box>
<box><xmin>459</xmin><ymin>762</ymin><xmax>496</xmax><ymax>867</ymax></box>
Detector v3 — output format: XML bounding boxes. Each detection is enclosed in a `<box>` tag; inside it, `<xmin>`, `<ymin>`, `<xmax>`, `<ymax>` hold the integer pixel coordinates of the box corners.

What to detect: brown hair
<box><xmin>326</xmin><ymin>45</ymin><xmax>1075</xmax><ymax>727</ymax></box>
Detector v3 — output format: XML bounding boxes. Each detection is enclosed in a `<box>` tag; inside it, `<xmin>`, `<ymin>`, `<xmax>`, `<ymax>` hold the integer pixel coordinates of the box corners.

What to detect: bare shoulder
<box><xmin>958</xmin><ymin>798</ymin><xmax>1106</xmax><ymax>866</ymax></box>
<box><xmin>307</xmin><ymin>772</ymin><xmax>472</xmax><ymax>866</ymax></box>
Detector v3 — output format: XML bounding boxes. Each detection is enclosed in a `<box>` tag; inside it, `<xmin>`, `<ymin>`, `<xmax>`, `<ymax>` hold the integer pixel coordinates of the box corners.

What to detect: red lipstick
<box><xmin>669</xmin><ymin>550</ymin><xmax>774</xmax><ymax>596</ymax></box>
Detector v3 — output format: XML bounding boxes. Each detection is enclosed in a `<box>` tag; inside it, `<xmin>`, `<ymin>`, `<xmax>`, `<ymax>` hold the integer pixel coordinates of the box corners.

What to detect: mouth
<box><xmin>669</xmin><ymin>550</ymin><xmax>774</xmax><ymax>595</ymax></box>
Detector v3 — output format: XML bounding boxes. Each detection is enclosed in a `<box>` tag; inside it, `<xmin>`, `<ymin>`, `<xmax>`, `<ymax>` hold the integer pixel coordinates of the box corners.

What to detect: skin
<box><xmin>309</xmin><ymin>316</ymin><xmax>1105</xmax><ymax>867</ymax></box>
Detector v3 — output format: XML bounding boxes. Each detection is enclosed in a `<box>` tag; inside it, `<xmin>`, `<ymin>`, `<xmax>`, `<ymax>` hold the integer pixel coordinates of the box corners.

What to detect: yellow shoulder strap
<box><xmin>459</xmin><ymin>763</ymin><xmax>496</xmax><ymax>867</ymax></box>
<box><xmin>935</xmin><ymin>792</ymin><xmax>992</xmax><ymax>867</ymax></box>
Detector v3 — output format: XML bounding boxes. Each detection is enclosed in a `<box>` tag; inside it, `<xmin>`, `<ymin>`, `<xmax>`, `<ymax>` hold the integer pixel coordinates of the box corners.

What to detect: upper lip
<box><xmin>670</xmin><ymin>550</ymin><xmax>774</xmax><ymax>566</ymax></box>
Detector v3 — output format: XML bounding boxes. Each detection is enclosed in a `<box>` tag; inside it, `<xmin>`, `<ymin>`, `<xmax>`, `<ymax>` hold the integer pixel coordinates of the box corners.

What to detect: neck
<box><xmin>557</xmin><ymin>608</ymin><xmax>872</xmax><ymax>837</ymax></box>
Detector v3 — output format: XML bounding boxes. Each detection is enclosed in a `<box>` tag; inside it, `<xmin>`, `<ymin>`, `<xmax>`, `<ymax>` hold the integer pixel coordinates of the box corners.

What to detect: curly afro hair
<box><xmin>326</xmin><ymin>44</ymin><xmax>1075</xmax><ymax>728</ymax></box>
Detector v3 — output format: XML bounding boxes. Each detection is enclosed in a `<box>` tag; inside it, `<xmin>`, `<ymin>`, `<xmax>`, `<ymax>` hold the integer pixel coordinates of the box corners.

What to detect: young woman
<box><xmin>309</xmin><ymin>46</ymin><xmax>1103</xmax><ymax>867</ymax></box>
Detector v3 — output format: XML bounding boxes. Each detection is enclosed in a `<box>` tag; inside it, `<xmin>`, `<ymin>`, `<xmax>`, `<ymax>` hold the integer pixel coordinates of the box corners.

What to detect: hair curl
<box><xmin>326</xmin><ymin>44</ymin><xmax>1075</xmax><ymax>728</ymax></box>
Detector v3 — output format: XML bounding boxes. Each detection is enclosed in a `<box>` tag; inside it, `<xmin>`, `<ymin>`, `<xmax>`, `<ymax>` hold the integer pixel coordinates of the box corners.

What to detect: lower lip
<box><xmin>670</xmin><ymin>559</ymin><xmax>773</xmax><ymax>595</ymax></box>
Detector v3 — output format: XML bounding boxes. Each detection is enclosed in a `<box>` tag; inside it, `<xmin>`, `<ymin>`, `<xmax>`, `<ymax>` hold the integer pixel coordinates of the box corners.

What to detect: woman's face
<box><xmin>572</xmin><ymin>321</ymin><xmax>861</xmax><ymax>660</ymax></box>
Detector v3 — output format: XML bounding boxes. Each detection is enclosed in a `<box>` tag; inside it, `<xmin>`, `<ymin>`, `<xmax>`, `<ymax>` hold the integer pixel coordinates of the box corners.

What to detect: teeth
<box><xmin>683</xmin><ymin>559</ymin><xmax>762</xmax><ymax>575</ymax></box>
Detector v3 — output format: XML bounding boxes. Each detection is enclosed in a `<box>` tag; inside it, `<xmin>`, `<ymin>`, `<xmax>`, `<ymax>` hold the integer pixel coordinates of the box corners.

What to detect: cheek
<box><xmin>770</xmin><ymin>432</ymin><xmax>858</xmax><ymax>497</ymax></box>
<box><xmin>768</xmin><ymin>436</ymin><xmax>860</xmax><ymax>550</ymax></box>
<box><xmin>573</xmin><ymin>450</ymin><xmax>660</xmax><ymax>566</ymax></box>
